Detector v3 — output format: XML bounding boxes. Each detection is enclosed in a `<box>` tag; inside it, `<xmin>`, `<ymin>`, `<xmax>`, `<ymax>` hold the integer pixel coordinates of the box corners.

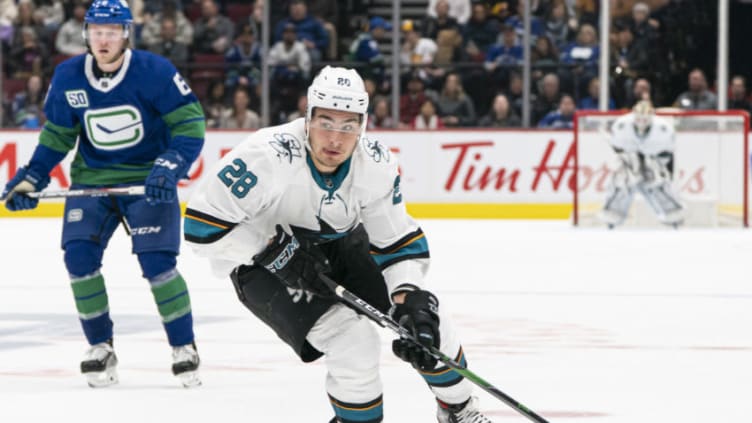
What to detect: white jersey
<box><xmin>610</xmin><ymin>113</ymin><xmax>675</xmax><ymax>156</ymax></box>
<box><xmin>184</xmin><ymin>119</ymin><xmax>429</xmax><ymax>295</ymax></box>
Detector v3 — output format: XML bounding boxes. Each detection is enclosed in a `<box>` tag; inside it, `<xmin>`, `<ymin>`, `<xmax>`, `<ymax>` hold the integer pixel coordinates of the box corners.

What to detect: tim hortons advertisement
<box><xmin>0</xmin><ymin>129</ymin><xmax>746</xmax><ymax>218</ymax></box>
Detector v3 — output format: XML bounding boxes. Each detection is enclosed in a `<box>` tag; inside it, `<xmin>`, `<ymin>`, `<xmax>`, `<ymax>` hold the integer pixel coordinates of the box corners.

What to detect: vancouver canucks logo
<box><xmin>84</xmin><ymin>105</ymin><xmax>144</xmax><ymax>151</ymax></box>
<box><xmin>269</xmin><ymin>133</ymin><xmax>302</xmax><ymax>163</ymax></box>
<box><xmin>364</xmin><ymin>138</ymin><xmax>391</xmax><ymax>163</ymax></box>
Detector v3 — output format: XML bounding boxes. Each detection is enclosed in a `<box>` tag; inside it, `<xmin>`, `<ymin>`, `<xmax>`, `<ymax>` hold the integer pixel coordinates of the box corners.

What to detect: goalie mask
<box><xmin>632</xmin><ymin>100</ymin><xmax>654</xmax><ymax>136</ymax></box>
<box><xmin>305</xmin><ymin>66</ymin><xmax>369</xmax><ymax>148</ymax></box>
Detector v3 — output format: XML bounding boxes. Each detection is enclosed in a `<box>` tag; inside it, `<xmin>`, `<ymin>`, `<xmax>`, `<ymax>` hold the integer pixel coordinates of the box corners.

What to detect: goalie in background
<box><xmin>600</xmin><ymin>100</ymin><xmax>685</xmax><ymax>228</ymax></box>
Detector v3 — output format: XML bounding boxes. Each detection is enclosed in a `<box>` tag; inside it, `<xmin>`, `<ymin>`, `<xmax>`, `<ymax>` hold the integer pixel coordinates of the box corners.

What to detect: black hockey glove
<box><xmin>390</xmin><ymin>290</ymin><xmax>440</xmax><ymax>371</ymax></box>
<box><xmin>253</xmin><ymin>225</ymin><xmax>332</xmax><ymax>296</ymax></box>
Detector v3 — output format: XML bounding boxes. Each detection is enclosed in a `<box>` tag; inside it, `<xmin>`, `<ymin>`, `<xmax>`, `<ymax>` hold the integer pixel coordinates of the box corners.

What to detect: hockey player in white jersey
<box><xmin>600</xmin><ymin>100</ymin><xmax>684</xmax><ymax>227</ymax></box>
<box><xmin>184</xmin><ymin>66</ymin><xmax>494</xmax><ymax>423</ymax></box>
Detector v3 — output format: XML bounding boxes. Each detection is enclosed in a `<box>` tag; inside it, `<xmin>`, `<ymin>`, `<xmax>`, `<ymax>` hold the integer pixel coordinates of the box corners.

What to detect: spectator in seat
<box><xmin>269</xmin><ymin>23</ymin><xmax>312</xmax><ymax>82</ymax></box>
<box><xmin>12</xmin><ymin>1</ymin><xmax>52</xmax><ymax>48</ymax></box>
<box><xmin>532</xmin><ymin>73</ymin><xmax>561</xmax><ymax>125</ymax></box>
<box><xmin>630</xmin><ymin>2</ymin><xmax>660</xmax><ymax>46</ymax></box>
<box><xmin>560</xmin><ymin>23</ymin><xmax>600</xmax><ymax>97</ymax></box>
<box><xmin>424</xmin><ymin>2</ymin><xmax>463</xmax><ymax>66</ymax></box>
<box><xmin>531</xmin><ymin>34</ymin><xmax>560</xmax><ymax>83</ymax></box>
<box><xmin>544</xmin><ymin>1</ymin><xmax>574</xmax><ymax>51</ymax></box>
<box><xmin>203</xmin><ymin>80</ymin><xmax>229</xmax><ymax>129</ymax></box>
<box><xmin>140</xmin><ymin>0</ymin><xmax>193</xmax><ymax>49</ymax></box>
<box><xmin>538</xmin><ymin>94</ymin><xmax>576</xmax><ymax>129</ymax></box>
<box><xmin>399</xmin><ymin>74</ymin><xmax>430</xmax><ymax>127</ymax></box>
<box><xmin>578</xmin><ymin>77</ymin><xmax>616</xmax><ymax>110</ymax></box>
<box><xmin>478</xmin><ymin>93</ymin><xmax>521</xmax><ymax>127</ymax></box>
<box><xmin>348</xmin><ymin>17</ymin><xmax>391</xmax><ymax>86</ymax></box>
<box><xmin>422</xmin><ymin>0</ymin><xmax>462</xmax><ymax>40</ymax></box>
<box><xmin>505</xmin><ymin>2</ymin><xmax>546</xmax><ymax>45</ymax></box>
<box><xmin>268</xmin><ymin>23</ymin><xmax>312</xmax><ymax>122</ymax></box>
<box><xmin>611</xmin><ymin>24</ymin><xmax>649</xmax><ymax>107</ymax></box>
<box><xmin>274</xmin><ymin>0</ymin><xmax>329</xmax><ymax>63</ymax></box>
<box><xmin>307</xmin><ymin>0</ymin><xmax>340</xmax><ymax>60</ymax></box>
<box><xmin>728</xmin><ymin>75</ymin><xmax>751</xmax><ymax>112</ymax></box>
<box><xmin>12</xmin><ymin>74</ymin><xmax>45</xmax><ymax>129</ymax></box>
<box><xmin>193</xmin><ymin>0</ymin><xmax>234</xmax><ymax>54</ymax></box>
<box><xmin>148</xmin><ymin>17</ymin><xmax>190</xmax><ymax>71</ymax></box>
<box><xmin>399</xmin><ymin>19</ymin><xmax>444</xmax><ymax>90</ymax></box>
<box><xmin>673</xmin><ymin>68</ymin><xmax>717</xmax><ymax>110</ymax></box>
<box><xmin>8</xmin><ymin>26</ymin><xmax>49</xmax><ymax>78</ymax></box>
<box><xmin>436</xmin><ymin>72</ymin><xmax>477</xmax><ymax>127</ymax></box>
<box><xmin>426</xmin><ymin>0</ymin><xmax>471</xmax><ymax>25</ymax></box>
<box><xmin>413</xmin><ymin>98</ymin><xmax>445</xmax><ymax>130</ymax></box>
<box><xmin>35</xmin><ymin>0</ymin><xmax>64</xmax><ymax>31</ymax></box>
<box><xmin>247</xmin><ymin>0</ymin><xmax>265</xmax><ymax>46</ymax></box>
<box><xmin>54</xmin><ymin>2</ymin><xmax>87</xmax><ymax>56</ymax></box>
<box><xmin>627</xmin><ymin>77</ymin><xmax>652</xmax><ymax>107</ymax></box>
<box><xmin>0</xmin><ymin>0</ymin><xmax>18</xmax><ymax>44</ymax></box>
<box><xmin>506</xmin><ymin>72</ymin><xmax>532</xmax><ymax>120</ymax></box>
<box><xmin>484</xmin><ymin>24</ymin><xmax>523</xmax><ymax>87</ymax></box>
<box><xmin>224</xmin><ymin>22</ymin><xmax>262</xmax><ymax>92</ymax></box>
<box><xmin>219</xmin><ymin>88</ymin><xmax>261</xmax><ymax>129</ymax></box>
<box><xmin>462</xmin><ymin>2</ymin><xmax>500</xmax><ymax>61</ymax></box>
<box><xmin>368</xmin><ymin>97</ymin><xmax>396</xmax><ymax>129</ymax></box>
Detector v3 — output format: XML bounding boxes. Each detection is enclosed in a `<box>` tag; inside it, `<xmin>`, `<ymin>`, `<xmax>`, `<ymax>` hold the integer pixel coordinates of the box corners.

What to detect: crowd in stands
<box><xmin>0</xmin><ymin>0</ymin><xmax>748</xmax><ymax>130</ymax></box>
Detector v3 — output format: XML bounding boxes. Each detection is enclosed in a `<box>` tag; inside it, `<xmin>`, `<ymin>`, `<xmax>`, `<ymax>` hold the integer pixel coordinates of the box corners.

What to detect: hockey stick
<box><xmin>24</xmin><ymin>186</ymin><xmax>146</xmax><ymax>199</ymax></box>
<box><xmin>317</xmin><ymin>273</ymin><xmax>550</xmax><ymax>423</ymax></box>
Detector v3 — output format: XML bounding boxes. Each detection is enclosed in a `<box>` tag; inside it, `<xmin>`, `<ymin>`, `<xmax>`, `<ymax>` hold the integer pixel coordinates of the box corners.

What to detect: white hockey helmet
<box><xmin>632</xmin><ymin>99</ymin><xmax>654</xmax><ymax>135</ymax></box>
<box><xmin>306</xmin><ymin>66</ymin><xmax>369</xmax><ymax>143</ymax></box>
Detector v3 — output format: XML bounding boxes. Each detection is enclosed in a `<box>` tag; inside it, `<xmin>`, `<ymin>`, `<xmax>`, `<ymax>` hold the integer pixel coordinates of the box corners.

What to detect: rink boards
<box><xmin>0</xmin><ymin>129</ymin><xmax>748</xmax><ymax>220</ymax></box>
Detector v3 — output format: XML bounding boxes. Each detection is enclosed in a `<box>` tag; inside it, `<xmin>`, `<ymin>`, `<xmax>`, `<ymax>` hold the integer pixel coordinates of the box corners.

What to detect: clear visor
<box><xmin>84</xmin><ymin>24</ymin><xmax>128</xmax><ymax>41</ymax></box>
<box><xmin>308</xmin><ymin>119</ymin><xmax>362</xmax><ymax>135</ymax></box>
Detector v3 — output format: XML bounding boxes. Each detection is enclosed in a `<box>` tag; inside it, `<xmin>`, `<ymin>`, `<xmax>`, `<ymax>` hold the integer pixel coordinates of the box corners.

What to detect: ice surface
<box><xmin>1</xmin><ymin>218</ymin><xmax>750</xmax><ymax>422</ymax></box>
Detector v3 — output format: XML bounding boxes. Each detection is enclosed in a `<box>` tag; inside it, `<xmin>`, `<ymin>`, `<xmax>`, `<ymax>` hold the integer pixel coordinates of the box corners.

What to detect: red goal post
<box><xmin>573</xmin><ymin>109</ymin><xmax>750</xmax><ymax>227</ymax></box>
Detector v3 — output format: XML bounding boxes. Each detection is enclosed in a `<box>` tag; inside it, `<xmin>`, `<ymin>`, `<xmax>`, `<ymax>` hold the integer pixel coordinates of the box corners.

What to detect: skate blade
<box><xmin>85</xmin><ymin>369</ymin><xmax>118</xmax><ymax>388</ymax></box>
<box><xmin>176</xmin><ymin>370</ymin><xmax>201</xmax><ymax>388</ymax></box>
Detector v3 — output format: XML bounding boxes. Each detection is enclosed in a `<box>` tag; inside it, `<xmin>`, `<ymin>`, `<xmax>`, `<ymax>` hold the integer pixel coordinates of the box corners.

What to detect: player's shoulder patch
<box><xmin>361</xmin><ymin>136</ymin><xmax>392</xmax><ymax>164</ymax></box>
<box><xmin>266</xmin><ymin>131</ymin><xmax>304</xmax><ymax>164</ymax></box>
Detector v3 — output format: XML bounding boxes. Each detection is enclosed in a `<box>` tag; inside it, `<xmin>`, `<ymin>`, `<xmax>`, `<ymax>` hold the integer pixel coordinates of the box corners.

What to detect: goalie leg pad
<box><xmin>307</xmin><ymin>304</ymin><xmax>383</xmax><ymax>422</ymax></box>
<box><xmin>599</xmin><ymin>185</ymin><xmax>634</xmax><ymax>227</ymax></box>
<box><xmin>638</xmin><ymin>182</ymin><xmax>684</xmax><ymax>226</ymax></box>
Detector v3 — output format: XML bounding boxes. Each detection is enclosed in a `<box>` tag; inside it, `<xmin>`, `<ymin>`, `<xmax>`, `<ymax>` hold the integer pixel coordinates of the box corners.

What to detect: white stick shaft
<box><xmin>26</xmin><ymin>186</ymin><xmax>146</xmax><ymax>199</ymax></box>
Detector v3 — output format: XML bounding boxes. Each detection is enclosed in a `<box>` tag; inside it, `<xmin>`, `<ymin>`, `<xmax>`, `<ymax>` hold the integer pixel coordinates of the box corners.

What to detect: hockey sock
<box><xmin>70</xmin><ymin>271</ymin><xmax>113</xmax><ymax>345</ymax></box>
<box><xmin>419</xmin><ymin>346</ymin><xmax>466</xmax><ymax>388</ymax></box>
<box><xmin>149</xmin><ymin>269</ymin><xmax>194</xmax><ymax>346</ymax></box>
<box><xmin>328</xmin><ymin>394</ymin><xmax>383</xmax><ymax>423</ymax></box>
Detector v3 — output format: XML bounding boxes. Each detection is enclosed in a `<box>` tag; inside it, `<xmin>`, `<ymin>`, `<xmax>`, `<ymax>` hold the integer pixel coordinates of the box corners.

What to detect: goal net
<box><xmin>573</xmin><ymin>110</ymin><xmax>749</xmax><ymax>227</ymax></box>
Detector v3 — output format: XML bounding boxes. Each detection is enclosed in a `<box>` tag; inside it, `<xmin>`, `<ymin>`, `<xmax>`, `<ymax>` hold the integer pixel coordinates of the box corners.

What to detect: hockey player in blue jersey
<box><xmin>1</xmin><ymin>0</ymin><xmax>204</xmax><ymax>388</ymax></box>
<box><xmin>184</xmin><ymin>66</ymin><xmax>495</xmax><ymax>422</ymax></box>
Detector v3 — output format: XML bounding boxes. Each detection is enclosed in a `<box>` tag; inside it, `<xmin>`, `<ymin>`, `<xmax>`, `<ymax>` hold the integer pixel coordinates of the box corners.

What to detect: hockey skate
<box><xmin>80</xmin><ymin>339</ymin><xmax>118</xmax><ymax>388</ymax></box>
<box><xmin>172</xmin><ymin>342</ymin><xmax>201</xmax><ymax>388</ymax></box>
<box><xmin>437</xmin><ymin>396</ymin><xmax>494</xmax><ymax>423</ymax></box>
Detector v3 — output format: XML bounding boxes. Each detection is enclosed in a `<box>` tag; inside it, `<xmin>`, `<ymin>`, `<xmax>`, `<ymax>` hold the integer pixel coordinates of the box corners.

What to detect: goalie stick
<box><xmin>24</xmin><ymin>186</ymin><xmax>146</xmax><ymax>199</ymax></box>
<box><xmin>317</xmin><ymin>272</ymin><xmax>550</xmax><ymax>423</ymax></box>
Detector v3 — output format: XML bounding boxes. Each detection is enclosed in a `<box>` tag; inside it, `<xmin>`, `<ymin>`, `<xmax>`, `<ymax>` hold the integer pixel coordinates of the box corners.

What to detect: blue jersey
<box><xmin>40</xmin><ymin>49</ymin><xmax>205</xmax><ymax>185</ymax></box>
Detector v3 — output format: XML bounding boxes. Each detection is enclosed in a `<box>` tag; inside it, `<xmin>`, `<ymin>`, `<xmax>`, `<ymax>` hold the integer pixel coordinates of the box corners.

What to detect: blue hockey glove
<box><xmin>145</xmin><ymin>150</ymin><xmax>188</xmax><ymax>204</ymax></box>
<box><xmin>253</xmin><ymin>225</ymin><xmax>333</xmax><ymax>296</ymax></box>
<box><xmin>391</xmin><ymin>290</ymin><xmax>440</xmax><ymax>371</ymax></box>
<box><xmin>1</xmin><ymin>166</ymin><xmax>50</xmax><ymax>211</ymax></box>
